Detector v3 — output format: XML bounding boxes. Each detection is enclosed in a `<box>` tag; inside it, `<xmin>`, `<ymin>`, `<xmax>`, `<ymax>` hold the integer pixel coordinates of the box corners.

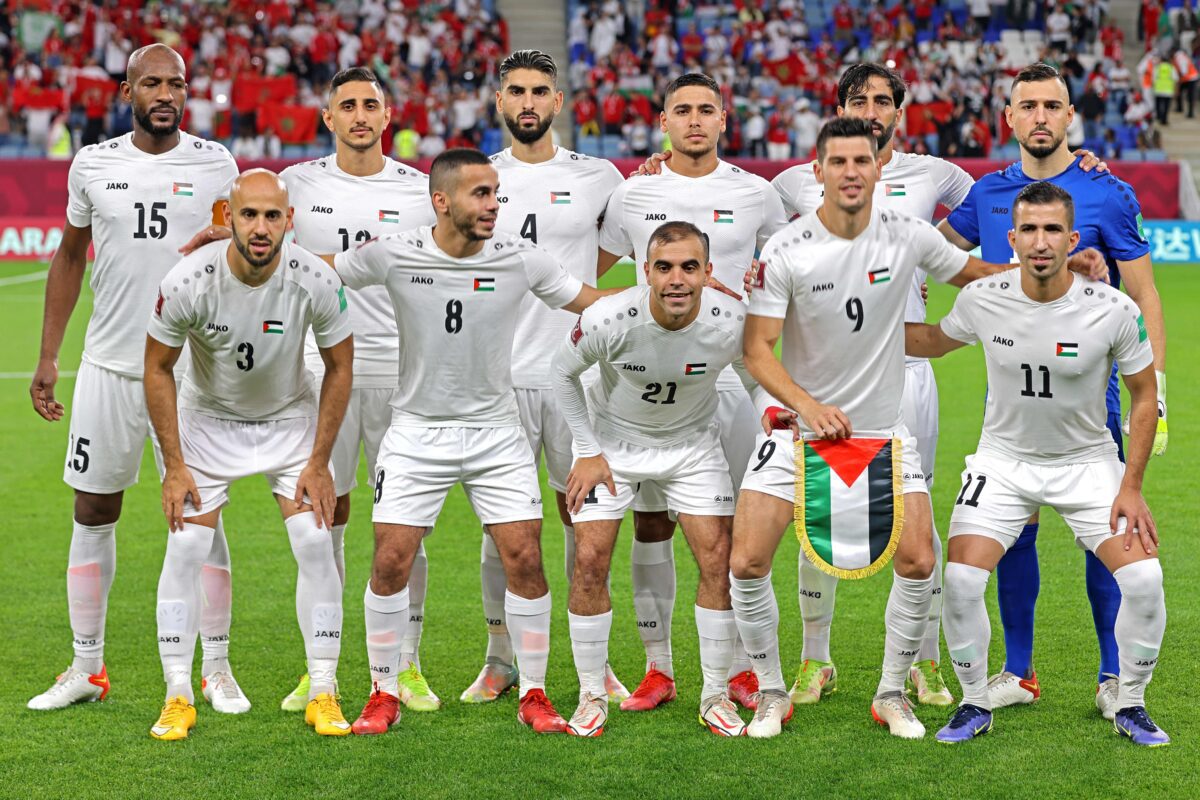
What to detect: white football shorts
<box><xmin>63</xmin><ymin>361</ymin><xmax>160</xmax><ymax>494</ymax></box>
<box><xmin>330</xmin><ymin>386</ymin><xmax>394</xmax><ymax>496</ymax></box>
<box><xmin>901</xmin><ymin>359</ymin><xmax>939</xmax><ymax>489</ymax></box>
<box><xmin>516</xmin><ymin>387</ymin><xmax>573</xmax><ymax>493</ymax></box>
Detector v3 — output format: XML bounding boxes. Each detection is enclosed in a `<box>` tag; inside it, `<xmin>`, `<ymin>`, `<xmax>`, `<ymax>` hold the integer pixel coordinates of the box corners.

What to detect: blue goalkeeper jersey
<box><xmin>945</xmin><ymin>157</ymin><xmax>1151</xmax><ymax>413</ymax></box>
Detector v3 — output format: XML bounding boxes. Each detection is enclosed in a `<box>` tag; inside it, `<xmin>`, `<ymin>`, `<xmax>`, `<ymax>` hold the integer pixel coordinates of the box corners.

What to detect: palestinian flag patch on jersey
<box><xmin>1056</xmin><ymin>342</ymin><xmax>1078</xmax><ymax>357</ymax></box>
<box><xmin>714</xmin><ymin>209</ymin><xmax>734</xmax><ymax>224</ymax></box>
<box><xmin>684</xmin><ymin>363</ymin><xmax>706</xmax><ymax>375</ymax></box>
<box><xmin>796</xmin><ymin>435</ymin><xmax>904</xmax><ymax>580</ymax></box>
<box><xmin>551</xmin><ymin>191</ymin><xmax>571</xmax><ymax>205</ymax></box>
<box><xmin>473</xmin><ymin>277</ymin><xmax>495</xmax><ymax>292</ymax></box>
<box><xmin>263</xmin><ymin>320</ymin><xmax>284</xmax><ymax>334</ymax></box>
<box><xmin>378</xmin><ymin>210</ymin><xmax>400</xmax><ymax>223</ymax></box>
<box><xmin>868</xmin><ymin>267</ymin><xmax>891</xmax><ymax>285</ymax></box>
<box><xmin>884</xmin><ymin>184</ymin><xmax>906</xmax><ymax>197</ymax></box>
<box><xmin>172</xmin><ymin>182</ymin><xmax>193</xmax><ymax>197</ymax></box>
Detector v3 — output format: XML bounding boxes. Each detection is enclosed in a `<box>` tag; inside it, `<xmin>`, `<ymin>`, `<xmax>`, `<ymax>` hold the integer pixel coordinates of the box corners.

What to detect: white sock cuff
<box><xmin>169</xmin><ymin>522</ymin><xmax>216</xmax><ymax>560</ymax></box>
<box><xmin>415</xmin><ymin>540</ymin><xmax>426</xmax><ymax>558</ymax></box>
<box><xmin>482</xmin><ymin>533</ymin><xmax>501</xmax><ymax>560</ymax></box>
<box><xmin>631</xmin><ymin>538</ymin><xmax>674</xmax><ymax>564</ymax></box>
<box><xmin>944</xmin><ymin>562</ymin><xmax>989</xmax><ymax>597</ymax></box>
<box><xmin>505</xmin><ymin>590</ymin><xmax>551</xmax><ymax>616</ymax></box>
<box><xmin>694</xmin><ymin>605</ymin><xmax>736</xmax><ymax>638</ymax></box>
<box><xmin>568</xmin><ymin>610</ymin><xmax>613</xmax><ymax>643</ymax></box>
<box><xmin>1113</xmin><ymin>559</ymin><xmax>1163</xmax><ymax>597</ymax></box>
<box><xmin>563</xmin><ymin>524</ymin><xmax>575</xmax><ymax>537</ymax></box>
<box><xmin>72</xmin><ymin>519</ymin><xmax>116</xmax><ymax>538</ymax></box>
<box><xmin>730</xmin><ymin>570</ymin><xmax>772</xmax><ymax>594</ymax></box>
<box><xmin>364</xmin><ymin>582</ymin><xmax>410</xmax><ymax>613</ymax></box>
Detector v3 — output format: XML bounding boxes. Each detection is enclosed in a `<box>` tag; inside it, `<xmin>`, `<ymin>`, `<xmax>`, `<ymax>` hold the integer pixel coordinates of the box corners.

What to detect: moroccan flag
<box><xmin>1056</xmin><ymin>342</ymin><xmax>1078</xmax><ymax>357</ymax></box>
<box><xmin>258</xmin><ymin>103</ymin><xmax>318</xmax><ymax>144</ymax></box>
<box><xmin>796</xmin><ymin>436</ymin><xmax>903</xmax><ymax>579</ymax></box>
<box><xmin>233</xmin><ymin>75</ymin><xmax>297</xmax><ymax>113</ymax></box>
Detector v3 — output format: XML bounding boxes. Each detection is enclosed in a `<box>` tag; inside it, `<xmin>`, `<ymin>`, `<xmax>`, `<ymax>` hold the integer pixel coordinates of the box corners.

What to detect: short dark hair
<box><xmin>429</xmin><ymin>148</ymin><xmax>492</xmax><ymax>194</ymax></box>
<box><xmin>815</xmin><ymin>117</ymin><xmax>878</xmax><ymax>161</ymax></box>
<box><xmin>499</xmin><ymin>49</ymin><xmax>558</xmax><ymax>85</ymax></box>
<box><xmin>1010</xmin><ymin>62</ymin><xmax>1070</xmax><ymax>95</ymax></box>
<box><xmin>837</xmin><ymin>63</ymin><xmax>906</xmax><ymax>108</ymax></box>
<box><xmin>1013</xmin><ymin>180</ymin><xmax>1075</xmax><ymax>228</ymax></box>
<box><xmin>647</xmin><ymin>221</ymin><xmax>710</xmax><ymax>264</ymax></box>
<box><xmin>664</xmin><ymin>72</ymin><xmax>723</xmax><ymax>108</ymax></box>
<box><xmin>328</xmin><ymin>67</ymin><xmax>383</xmax><ymax>103</ymax></box>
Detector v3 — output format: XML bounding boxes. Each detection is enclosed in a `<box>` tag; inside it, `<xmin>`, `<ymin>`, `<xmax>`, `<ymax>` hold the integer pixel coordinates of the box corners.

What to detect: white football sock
<box><xmin>798</xmin><ymin>548</ymin><xmax>838</xmax><ymax>663</ymax></box>
<box><xmin>1113</xmin><ymin>559</ymin><xmax>1166</xmax><ymax>710</ymax></box>
<box><xmin>918</xmin><ymin>525</ymin><xmax>945</xmax><ymax>663</ymax></box>
<box><xmin>632</xmin><ymin>538</ymin><xmax>675</xmax><ymax>677</ymax></box>
<box><xmin>942</xmin><ymin>562</ymin><xmax>991</xmax><ymax>709</ymax></box>
<box><xmin>67</xmin><ymin>520</ymin><xmax>115</xmax><ymax>675</ymax></box>
<box><xmin>505</xmin><ymin>590</ymin><xmax>552</xmax><ymax>698</ymax></box>
<box><xmin>730</xmin><ymin>572</ymin><xmax>785</xmax><ymax>693</ymax></box>
<box><xmin>199</xmin><ymin>516</ymin><xmax>232</xmax><ymax>677</ymax></box>
<box><xmin>330</xmin><ymin>523</ymin><xmax>347</xmax><ymax>588</ymax></box>
<box><xmin>285</xmin><ymin>513</ymin><xmax>342</xmax><ymax>696</ymax></box>
<box><xmin>399</xmin><ymin>540</ymin><xmax>427</xmax><ymax>672</ymax></box>
<box><xmin>156</xmin><ymin>522</ymin><xmax>215</xmax><ymax>703</ymax></box>
<box><xmin>877</xmin><ymin>572</ymin><xmax>935</xmax><ymax>695</ymax></box>
<box><xmin>364</xmin><ymin>582</ymin><xmax>408</xmax><ymax>698</ymax></box>
<box><xmin>480</xmin><ymin>533</ymin><xmax>513</xmax><ymax>665</ymax></box>
<box><xmin>563</xmin><ymin>524</ymin><xmax>576</xmax><ymax>584</ymax></box>
<box><xmin>695</xmin><ymin>605</ymin><xmax>737</xmax><ymax>699</ymax></box>
<box><xmin>569</xmin><ymin>610</ymin><xmax>611</xmax><ymax>698</ymax></box>
<box><xmin>728</xmin><ymin>628</ymin><xmax>753</xmax><ymax>678</ymax></box>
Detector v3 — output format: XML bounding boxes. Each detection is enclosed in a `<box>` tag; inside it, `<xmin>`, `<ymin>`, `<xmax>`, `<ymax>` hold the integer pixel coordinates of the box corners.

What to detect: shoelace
<box><xmin>1121</xmin><ymin>706</ymin><xmax>1158</xmax><ymax>731</ymax></box>
<box><xmin>880</xmin><ymin>695</ymin><xmax>917</xmax><ymax>720</ymax></box>
<box><xmin>160</xmin><ymin>699</ymin><xmax>190</xmax><ymax>725</ymax></box>
<box><xmin>401</xmin><ymin>666</ymin><xmax>432</xmax><ymax>694</ymax></box>
<box><xmin>525</xmin><ymin>692</ymin><xmax>558</xmax><ymax>717</ymax></box>
<box><xmin>946</xmin><ymin>704</ymin><xmax>987</xmax><ymax>730</ymax></box>
<box><xmin>753</xmin><ymin>692</ymin><xmax>786</xmax><ymax>720</ymax></box>
<box><xmin>212</xmin><ymin>674</ymin><xmax>240</xmax><ymax>699</ymax></box>
<box><xmin>314</xmin><ymin>694</ymin><xmax>343</xmax><ymax>718</ymax></box>
<box><xmin>363</xmin><ymin>691</ymin><xmax>395</xmax><ymax>715</ymax></box>
<box><xmin>799</xmin><ymin>661</ymin><xmax>829</xmax><ymax>683</ymax></box>
<box><xmin>46</xmin><ymin>668</ymin><xmax>83</xmax><ymax>695</ymax></box>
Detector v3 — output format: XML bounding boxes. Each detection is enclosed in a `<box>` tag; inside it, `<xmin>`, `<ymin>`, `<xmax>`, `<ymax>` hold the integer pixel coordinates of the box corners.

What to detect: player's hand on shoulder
<box><xmin>1066</xmin><ymin>247</ymin><xmax>1109</xmax><ymax>282</ymax></box>
<box><xmin>630</xmin><ymin>150</ymin><xmax>672</xmax><ymax>177</ymax></box>
<box><xmin>1111</xmin><ymin>486</ymin><xmax>1157</xmax><ymax>555</ymax></box>
<box><xmin>296</xmin><ymin>460</ymin><xmax>336</xmax><ymax>529</ymax></box>
<box><xmin>566</xmin><ymin>454</ymin><xmax>617</xmax><ymax>514</ymax></box>
<box><xmin>706</xmin><ymin>274</ymin><xmax>742</xmax><ymax>301</ymax></box>
<box><xmin>29</xmin><ymin>358</ymin><xmax>64</xmax><ymax>421</ymax></box>
<box><xmin>1072</xmin><ymin>148</ymin><xmax>1109</xmax><ymax>174</ymax></box>
<box><xmin>799</xmin><ymin>400</ymin><xmax>852</xmax><ymax>440</ymax></box>
<box><xmin>179</xmin><ymin>224</ymin><xmax>232</xmax><ymax>255</ymax></box>
<box><xmin>162</xmin><ymin>466</ymin><xmax>202</xmax><ymax>533</ymax></box>
<box><xmin>762</xmin><ymin>406</ymin><xmax>800</xmax><ymax>440</ymax></box>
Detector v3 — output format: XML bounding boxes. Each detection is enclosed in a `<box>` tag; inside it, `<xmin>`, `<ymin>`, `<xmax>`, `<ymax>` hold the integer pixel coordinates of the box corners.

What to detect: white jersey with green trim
<box><xmin>490</xmin><ymin>147</ymin><xmax>623</xmax><ymax>389</ymax></box>
<box><xmin>66</xmin><ymin>131</ymin><xmax>237</xmax><ymax>378</ymax></box>
<box><xmin>939</xmin><ymin>269</ymin><xmax>1153</xmax><ymax>465</ymax></box>
<box><xmin>749</xmin><ymin>207</ymin><xmax>969</xmax><ymax>432</ymax></box>
<box><xmin>281</xmin><ymin>155</ymin><xmax>434</xmax><ymax>388</ymax></box>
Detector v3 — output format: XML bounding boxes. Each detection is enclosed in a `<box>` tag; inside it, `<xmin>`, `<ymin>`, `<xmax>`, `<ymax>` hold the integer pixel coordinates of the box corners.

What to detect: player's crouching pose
<box><xmin>144</xmin><ymin>171</ymin><xmax>354</xmax><ymax>740</ymax></box>
<box><xmin>553</xmin><ymin>222</ymin><xmax>767</xmax><ymax>737</ymax></box>
<box><xmin>908</xmin><ymin>181</ymin><xmax>1169</xmax><ymax>746</ymax></box>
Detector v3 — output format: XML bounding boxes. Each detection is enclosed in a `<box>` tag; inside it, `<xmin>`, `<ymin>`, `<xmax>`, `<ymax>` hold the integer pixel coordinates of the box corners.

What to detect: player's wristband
<box><xmin>765</xmin><ymin>406</ymin><xmax>791</xmax><ymax>430</ymax></box>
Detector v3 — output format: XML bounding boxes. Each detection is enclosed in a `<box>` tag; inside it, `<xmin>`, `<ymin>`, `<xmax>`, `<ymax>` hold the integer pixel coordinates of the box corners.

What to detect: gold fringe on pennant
<box><xmin>794</xmin><ymin>437</ymin><xmax>906</xmax><ymax>581</ymax></box>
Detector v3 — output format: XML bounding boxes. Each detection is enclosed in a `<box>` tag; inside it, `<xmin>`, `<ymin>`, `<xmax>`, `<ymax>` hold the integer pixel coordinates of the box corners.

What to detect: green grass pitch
<box><xmin>1</xmin><ymin>260</ymin><xmax>1196</xmax><ymax>799</ymax></box>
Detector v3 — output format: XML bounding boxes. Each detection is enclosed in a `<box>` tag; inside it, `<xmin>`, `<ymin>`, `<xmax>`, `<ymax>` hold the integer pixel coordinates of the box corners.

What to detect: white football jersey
<box><xmin>750</xmin><ymin>208</ymin><xmax>969</xmax><ymax>432</ymax></box>
<box><xmin>334</xmin><ymin>226</ymin><xmax>583</xmax><ymax>427</ymax></box>
<box><xmin>67</xmin><ymin>131</ymin><xmax>238</xmax><ymax>378</ymax></box>
<box><xmin>771</xmin><ymin>150</ymin><xmax>974</xmax><ymax>360</ymax></box>
<box><xmin>554</xmin><ymin>285</ymin><xmax>758</xmax><ymax>454</ymax></box>
<box><xmin>147</xmin><ymin>240</ymin><xmax>352</xmax><ymax>421</ymax></box>
<box><xmin>491</xmin><ymin>147</ymin><xmax>624</xmax><ymax>389</ymax></box>
<box><xmin>939</xmin><ymin>269</ymin><xmax>1153</xmax><ymax>465</ymax></box>
<box><xmin>598</xmin><ymin>159</ymin><xmax>789</xmax><ymax>389</ymax></box>
<box><xmin>281</xmin><ymin>155</ymin><xmax>435</xmax><ymax>388</ymax></box>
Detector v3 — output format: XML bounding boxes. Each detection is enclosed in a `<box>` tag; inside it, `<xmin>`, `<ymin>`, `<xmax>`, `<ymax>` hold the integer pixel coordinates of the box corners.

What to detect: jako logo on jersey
<box><xmin>644</xmin><ymin>213</ymin><xmax>667</xmax><ymax>221</ymax></box>
<box><xmin>105</xmin><ymin>182</ymin><xmax>128</xmax><ymax>190</ymax></box>
<box><xmin>622</xmin><ymin>363</ymin><xmax>646</xmax><ymax>372</ymax></box>
<box><xmin>172</xmin><ymin>182</ymin><xmax>193</xmax><ymax>197</ymax></box>
<box><xmin>473</xmin><ymin>277</ymin><xmax>495</xmax><ymax>292</ymax></box>
<box><xmin>685</xmin><ymin>363</ymin><xmax>706</xmax><ymax>375</ymax></box>
<box><xmin>551</xmin><ymin>191</ymin><xmax>571</xmax><ymax>204</ymax></box>
<box><xmin>205</xmin><ymin>322</ymin><xmax>229</xmax><ymax>333</ymax></box>
<box><xmin>992</xmin><ymin>335</ymin><xmax>1013</xmax><ymax>346</ymax></box>
<box><xmin>310</xmin><ymin>205</ymin><xmax>333</xmax><ymax>214</ymax></box>
<box><xmin>378</xmin><ymin>210</ymin><xmax>400</xmax><ymax>223</ymax></box>
<box><xmin>411</xmin><ymin>276</ymin><xmax>434</xmax><ymax>285</ymax></box>
<box><xmin>811</xmin><ymin>282</ymin><xmax>834</xmax><ymax>293</ymax></box>
<box><xmin>714</xmin><ymin>209</ymin><xmax>734</xmax><ymax>223</ymax></box>
<box><xmin>868</xmin><ymin>267</ymin><xmax>891</xmax><ymax>285</ymax></box>
<box><xmin>991</xmin><ymin>206</ymin><xmax>1009</xmax><ymax>215</ymax></box>
<box><xmin>497</xmin><ymin>196</ymin><xmax>509</xmax><ymax>203</ymax></box>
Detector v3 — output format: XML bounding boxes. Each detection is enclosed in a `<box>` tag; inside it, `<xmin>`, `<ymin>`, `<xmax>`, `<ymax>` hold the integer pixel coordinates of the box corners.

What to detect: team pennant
<box><xmin>885</xmin><ymin>184</ymin><xmax>906</xmax><ymax>196</ymax></box>
<box><xmin>714</xmin><ymin>209</ymin><xmax>734</xmax><ymax>224</ymax></box>
<box><xmin>172</xmin><ymin>182</ymin><xmax>193</xmax><ymax>197</ymax></box>
<box><xmin>1056</xmin><ymin>342</ymin><xmax>1078</xmax><ymax>357</ymax></box>
<box><xmin>551</xmin><ymin>191</ymin><xmax>571</xmax><ymax>204</ymax></box>
<box><xmin>378</xmin><ymin>210</ymin><xmax>400</xmax><ymax>223</ymax></box>
<box><xmin>473</xmin><ymin>277</ymin><xmax>495</xmax><ymax>292</ymax></box>
<box><xmin>795</xmin><ymin>434</ymin><xmax>904</xmax><ymax>580</ymax></box>
<box><xmin>868</xmin><ymin>267</ymin><xmax>891</xmax><ymax>284</ymax></box>
<box><xmin>263</xmin><ymin>320</ymin><xmax>284</xmax><ymax>334</ymax></box>
<box><xmin>684</xmin><ymin>362</ymin><xmax>706</xmax><ymax>375</ymax></box>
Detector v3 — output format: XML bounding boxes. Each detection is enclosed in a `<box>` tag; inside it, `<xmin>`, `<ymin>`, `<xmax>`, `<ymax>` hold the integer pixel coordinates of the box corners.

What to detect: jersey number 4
<box><xmin>520</xmin><ymin>213</ymin><xmax>537</xmax><ymax>244</ymax></box>
<box><xmin>133</xmin><ymin>202</ymin><xmax>168</xmax><ymax>240</ymax></box>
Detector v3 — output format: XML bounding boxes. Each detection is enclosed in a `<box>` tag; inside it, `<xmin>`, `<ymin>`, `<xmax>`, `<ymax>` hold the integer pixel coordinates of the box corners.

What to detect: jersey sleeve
<box><xmin>944</xmin><ymin>182</ymin><xmax>982</xmax><ymax>245</ymax></box>
<box><xmin>597</xmin><ymin>185</ymin><xmax>634</xmax><ymax>257</ymax></box>
<box><xmin>747</xmin><ymin>238</ymin><xmax>792</xmax><ymax>319</ymax></box>
<box><xmin>757</xmin><ymin>183</ymin><xmax>792</xmax><ymax>249</ymax></box>
<box><xmin>770</xmin><ymin>164</ymin><xmax>814</xmax><ymax>218</ymax></box>
<box><xmin>309</xmin><ymin>279</ymin><xmax>353</xmax><ymax>349</ymax></box>
<box><xmin>912</xmin><ymin>218</ymin><xmax>971</xmax><ymax>283</ymax></box>
<box><xmin>1112</xmin><ymin>308</ymin><xmax>1154</xmax><ymax>375</ymax></box>
<box><xmin>551</xmin><ymin>314</ymin><xmax>606</xmax><ymax>457</ymax></box>
<box><xmin>146</xmin><ymin>274</ymin><xmax>194</xmax><ymax>347</ymax></box>
<box><xmin>65</xmin><ymin>153</ymin><xmax>92</xmax><ymax>228</ymax></box>
<box><xmin>1100</xmin><ymin>184</ymin><xmax>1152</xmax><ymax>262</ymax></box>
<box><xmin>524</xmin><ymin>247</ymin><xmax>584</xmax><ymax>309</ymax></box>
<box><xmin>215</xmin><ymin>152</ymin><xmax>238</xmax><ymax>201</ymax></box>
<box><xmin>334</xmin><ymin>236</ymin><xmax>391</xmax><ymax>290</ymax></box>
<box><xmin>930</xmin><ymin>158</ymin><xmax>975</xmax><ymax>210</ymax></box>
<box><xmin>937</xmin><ymin>290</ymin><xmax>979</xmax><ymax>344</ymax></box>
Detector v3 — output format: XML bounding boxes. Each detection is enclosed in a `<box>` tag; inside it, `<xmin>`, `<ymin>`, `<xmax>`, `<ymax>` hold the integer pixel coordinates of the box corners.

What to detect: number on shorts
<box><xmin>70</xmin><ymin>435</ymin><xmax>91</xmax><ymax>473</ymax></box>
<box><xmin>445</xmin><ymin>299</ymin><xmax>463</xmax><ymax>334</ymax></box>
<box><xmin>751</xmin><ymin>439</ymin><xmax>777</xmax><ymax>472</ymax></box>
<box><xmin>955</xmin><ymin>473</ymin><xmax>987</xmax><ymax>508</ymax></box>
<box><xmin>584</xmin><ymin>486</ymin><xmax>598</xmax><ymax>505</ymax></box>
<box><xmin>374</xmin><ymin>470</ymin><xmax>385</xmax><ymax>504</ymax></box>
<box><xmin>236</xmin><ymin>342</ymin><xmax>254</xmax><ymax>371</ymax></box>
<box><xmin>845</xmin><ymin>297</ymin><xmax>864</xmax><ymax>333</ymax></box>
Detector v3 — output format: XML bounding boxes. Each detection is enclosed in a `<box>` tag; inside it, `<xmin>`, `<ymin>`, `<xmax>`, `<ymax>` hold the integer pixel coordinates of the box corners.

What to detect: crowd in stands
<box><xmin>0</xmin><ymin>0</ymin><xmax>508</xmax><ymax>159</ymax></box>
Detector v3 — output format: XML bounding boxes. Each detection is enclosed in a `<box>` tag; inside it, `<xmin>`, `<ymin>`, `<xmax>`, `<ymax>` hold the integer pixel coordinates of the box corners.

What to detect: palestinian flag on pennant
<box><xmin>172</xmin><ymin>182</ymin><xmax>193</xmax><ymax>197</ymax></box>
<box><xmin>714</xmin><ymin>209</ymin><xmax>734</xmax><ymax>224</ymax></box>
<box><xmin>263</xmin><ymin>319</ymin><xmax>284</xmax><ymax>334</ymax></box>
<box><xmin>885</xmin><ymin>184</ymin><xmax>906</xmax><ymax>196</ymax></box>
<box><xmin>1056</xmin><ymin>342</ymin><xmax>1078</xmax><ymax>357</ymax></box>
<box><xmin>378</xmin><ymin>210</ymin><xmax>400</xmax><ymax>223</ymax></box>
<box><xmin>868</xmin><ymin>267</ymin><xmax>891</xmax><ymax>285</ymax></box>
<box><xmin>473</xmin><ymin>277</ymin><xmax>495</xmax><ymax>292</ymax></box>
<box><xmin>684</xmin><ymin>362</ymin><xmax>706</xmax><ymax>375</ymax></box>
<box><xmin>551</xmin><ymin>191</ymin><xmax>571</xmax><ymax>205</ymax></box>
<box><xmin>795</xmin><ymin>434</ymin><xmax>903</xmax><ymax>580</ymax></box>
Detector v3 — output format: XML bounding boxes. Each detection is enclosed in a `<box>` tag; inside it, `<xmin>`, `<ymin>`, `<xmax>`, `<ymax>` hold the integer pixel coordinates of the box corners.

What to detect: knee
<box><xmin>333</xmin><ymin>494</ymin><xmax>351</xmax><ymax>526</ymax></box>
<box><xmin>74</xmin><ymin>491</ymin><xmax>122</xmax><ymax>526</ymax></box>
<box><xmin>944</xmin><ymin>561</ymin><xmax>990</xmax><ymax>602</ymax></box>
<box><xmin>894</xmin><ymin>549</ymin><xmax>935</xmax><ymax>579</ymax></box>
<box><xmin>572</xmin><ymin>542</ymin><xmax>610</xmax><ymax>588</ymax></box>
<box><xmin>1112</xmin><ymin>559</ymin><xmax>1164</xmax><ymax>599</ymax></box>
<box><xmin>729</xmin><ymin>550</ymin><xmax>771</xmax><ymax>581</ymax></box>
<box><xmin>503</xmin><ymin>537</ymin><xmax>544</xmax><ymax>582</ymax></box>
<box><xmin>633</xmin><ymin>512</ymin><xmax>675</xmax><ymax>542</ymax></box>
